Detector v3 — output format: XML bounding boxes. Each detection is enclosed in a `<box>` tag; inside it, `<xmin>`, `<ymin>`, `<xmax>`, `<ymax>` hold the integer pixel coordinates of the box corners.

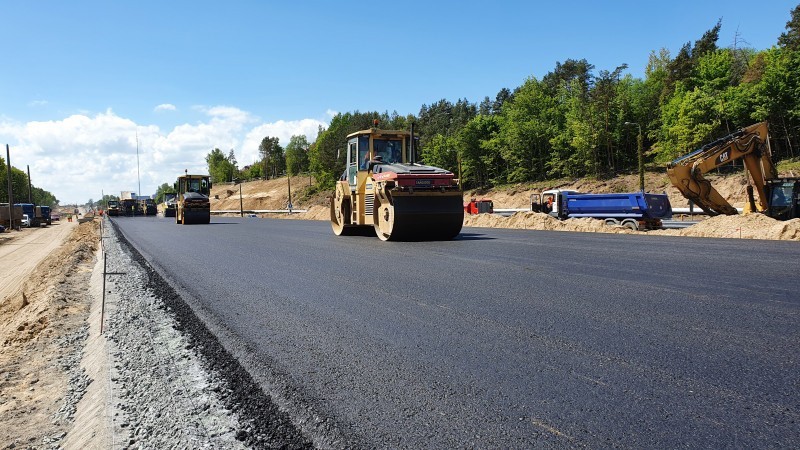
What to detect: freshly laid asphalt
<box><xmin>112</xmin><ymin>215</ymin><xmax>800</xmax><ymax>448</ymax></box>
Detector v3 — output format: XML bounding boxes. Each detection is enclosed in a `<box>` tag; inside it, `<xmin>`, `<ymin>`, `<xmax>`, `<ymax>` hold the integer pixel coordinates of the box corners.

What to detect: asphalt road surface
<box><xmin>112</xmin><ymin>216</ymin><xmax>800</xmax><ymax>448</ymax></box>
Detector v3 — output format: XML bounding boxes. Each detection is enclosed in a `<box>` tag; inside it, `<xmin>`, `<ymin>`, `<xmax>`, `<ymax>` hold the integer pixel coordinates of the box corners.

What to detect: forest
<box><xmin>0</xmin><ymin>157</ymin><xmax>58</xmax><ymax>207</ymax></box>
<box><xmin>210</xmin><ymin>7</ymin><xmax>800</xmax><ymax>192</ymax></box>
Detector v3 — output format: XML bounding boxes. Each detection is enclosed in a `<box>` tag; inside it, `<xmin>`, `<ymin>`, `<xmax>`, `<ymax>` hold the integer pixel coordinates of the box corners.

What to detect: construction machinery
<box><xmin>163</xmin><ymin>193</ymin><xmax>177</xmax><ymax>217</ymax></box>
<box><xmin>107</xmin><ymin>200</ymin><xmax>120</xmax><ymax>217</ymax></box>
<box><xmin>139</xmin><ymin>197</ymin><xmax>157</xmax><ymax>216</ymax></box>
<box><xmin>330</xmin><ymin>124</ymin><xmax>463</xmax><ymax>241</ymax></box>
<box><xmin>175</xmin><ymin>173</ymin><xmax>211</xmax><ymax>224</ymax></box>
<box><xmin>531</xmin><ymin>189</ymin><xmax>672</xmax><ymax>230</ymax></box>
<box><xmin>667</xmin><ymin>121</ymin><xmax>800</xmax><ymax>220</ymax></box>
<box><xmin>464</xmin><ymin>198</ymin><xmax>494</xmax><ymax>215</ymax></box>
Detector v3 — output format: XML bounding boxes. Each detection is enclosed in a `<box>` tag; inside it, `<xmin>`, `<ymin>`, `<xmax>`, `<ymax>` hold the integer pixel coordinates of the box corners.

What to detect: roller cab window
<box><xmin>373</xmin><ymin>139</ymin><xmax>403</xmax><ymax>164</ymax></box>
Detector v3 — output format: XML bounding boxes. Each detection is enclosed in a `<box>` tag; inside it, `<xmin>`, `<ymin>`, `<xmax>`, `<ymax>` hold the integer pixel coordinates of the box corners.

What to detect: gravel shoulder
<box><xmin>2</xmin><ymin>216</ymin><xmax>315</xmax><ymax>449</ymax></box>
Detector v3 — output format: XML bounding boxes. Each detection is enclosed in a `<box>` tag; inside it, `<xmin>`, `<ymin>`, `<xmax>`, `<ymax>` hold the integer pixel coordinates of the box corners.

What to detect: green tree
<box><xmin>285</xmin><ymin>135</ymin><xmax>310</xmax><ymax>176</ymax></box>
<box><xmin>154</xmin><ymin>183</ymin><xmax>175</xmax><ymax>203</ymax></box>
<box><xmin>0</xmin><ymin>157</ymin><xmax>58</xmax><ymax>205</ymax></box>
<box><xmin>205</xmin><ymin>148</ymin><xmax>236</xmax><ymax>183</ymax></box>
<box><xmin>309</xmin><ymin>111</ymin><xmax>390</xmax><ymax>189</ymax></box>
<box><xmin>457</xmin><ymin>114</ymin><xmax>502</xmax><ymax>187</ymax></box>
<box><xmin>751</xmin><ymin>47</ymin><xmax>800</xmax><ymax>158</ymax></box>
<box><xmin>258</xmin><ymin>137</ymin><xmax>285</xmax><ymax>179</ymax></box>
<box><xmin>778</xmin><ymin>4</ymin><xmax>800</xmax><ymax>50</ymax></box>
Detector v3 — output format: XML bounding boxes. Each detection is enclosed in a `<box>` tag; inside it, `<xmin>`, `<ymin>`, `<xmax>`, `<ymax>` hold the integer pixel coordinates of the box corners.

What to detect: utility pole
<box><xmin>136</xmin><ymin>131</ymin><xmax>141</xmax><ymax>198</ymax></box>
<box><xmin>6</xmin><ymin>145</ymin><xmax>13</xmax><ymax>229</ymax></box>
<box><xmin>287</xmin><ymin>174</ymin><xmax>293</xmax><ymax>213</ymax></box>
<box><xmin>27</xmin><ymin>165</ymin><xmax>32</xmax><ymax>203</ymax></box>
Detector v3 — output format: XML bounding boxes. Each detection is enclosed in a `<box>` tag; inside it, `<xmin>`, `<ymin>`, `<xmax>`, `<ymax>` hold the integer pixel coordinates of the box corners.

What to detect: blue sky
<box><xmin>0</xmin><ymin>0</ymin><xmax>797</xmax><ymax>204</ymax></box>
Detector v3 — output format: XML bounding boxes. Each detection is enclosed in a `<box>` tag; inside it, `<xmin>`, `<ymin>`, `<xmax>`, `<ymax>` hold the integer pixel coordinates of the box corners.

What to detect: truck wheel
<box><xmin>621</xmin><ymin>219</ymin><xmax>638</xmax><ymax>231</ymax></box>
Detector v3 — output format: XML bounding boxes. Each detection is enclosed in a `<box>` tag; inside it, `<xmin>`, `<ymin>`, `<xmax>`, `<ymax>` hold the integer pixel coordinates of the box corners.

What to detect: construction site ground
<box><xmin>211</xmin><ymin>171</ymin><xmax>800</xmax><ymax>241</ymax></box>
<box><xmin>1</xmin><ymin>169</ymin><xmax>799</xmax><ymax>447</ymax></box>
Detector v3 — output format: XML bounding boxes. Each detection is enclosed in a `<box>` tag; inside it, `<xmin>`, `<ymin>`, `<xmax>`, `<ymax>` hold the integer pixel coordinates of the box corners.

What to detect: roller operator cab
<box><xmin>330</xmin><ymin>125</ymin><xmax>464</xmax><ymax>241</ymax></box>
<box><xmin>175</xmin><ymin>174</ymin><xmax>212</xmax><ymax>225</ymax></box>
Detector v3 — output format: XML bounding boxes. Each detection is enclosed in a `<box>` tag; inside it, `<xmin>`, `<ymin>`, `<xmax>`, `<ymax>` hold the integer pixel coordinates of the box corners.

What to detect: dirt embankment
<box><xmin>207</xmin><ymin>171</ymin><xmax>800</xmax><ymax>241</ymax></box>
<box><xmin>464</xmin><ymin>211</ymin><xmax>800</xmax><ymax>241</ymax></box>
<box><xmin>209</xmin><ymin>171</ymin><xmax>756</xmax><ymax>218</ymax></box>
<box><xmin>0</xmin><ymin>220</ymin><xmax>99</xmax><ymax>448</ymax></box>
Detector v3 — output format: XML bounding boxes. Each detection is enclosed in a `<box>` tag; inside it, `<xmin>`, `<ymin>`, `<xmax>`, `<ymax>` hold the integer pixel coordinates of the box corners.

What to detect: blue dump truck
<box><xmin>14</xmin><ymin>203</ymin><xmax>43</xmax><ymax>227</ymax></box>
<box><xmin>40</xmin><ymin>206</ymin><xmax>52</xmax><ymax>225</ymax></box>
<box><xmin>531</xmin><ymin>189</ymin><xmax>672</xmax><ymax>230</ymax></box>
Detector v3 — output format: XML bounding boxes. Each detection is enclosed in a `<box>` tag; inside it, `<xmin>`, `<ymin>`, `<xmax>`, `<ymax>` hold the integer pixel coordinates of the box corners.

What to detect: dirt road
<box><xmin>0</xmin><ymin>221</ymin><xmax>77</xmax><ymax>302</ymax></box>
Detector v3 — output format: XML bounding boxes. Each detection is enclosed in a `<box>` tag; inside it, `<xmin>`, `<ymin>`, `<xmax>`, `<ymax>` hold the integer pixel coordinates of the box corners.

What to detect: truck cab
<box><xmin>531</xmin><ymin>189</ymin><xmax>578</xmax><ymax>216</ymax></box>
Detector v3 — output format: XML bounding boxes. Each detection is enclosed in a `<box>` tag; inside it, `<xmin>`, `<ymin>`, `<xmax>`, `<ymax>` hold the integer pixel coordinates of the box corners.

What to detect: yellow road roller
<box><xmin>175</xmin><ymin>172</ymin><xmax>212</xmax><ymax>225</ymax></box>
<box><xmin>330</xmin><ymin>124</ymin><xmax>463</xmax><ymax>241</ymax></box>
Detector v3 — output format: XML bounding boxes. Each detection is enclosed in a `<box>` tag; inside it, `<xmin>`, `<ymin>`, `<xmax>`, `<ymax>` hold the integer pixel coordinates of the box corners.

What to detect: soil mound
<box><xmin>651</xmin><ymin>214</ymin><xmax>800</xmax><ymax>241</ymax></box>
<box><xmin>464</xmin><ymin>211</ymin><xmax>633</xmax><ymax>234</ymax></box>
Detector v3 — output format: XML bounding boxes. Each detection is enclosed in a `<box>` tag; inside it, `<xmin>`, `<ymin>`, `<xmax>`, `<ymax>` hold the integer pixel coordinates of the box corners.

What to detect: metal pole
<box><xmin>27</xmin><ymin>165</ymin><xmax>32</xmax><ymax>203</ymax></box>
<box><xmin>410</xmin><ymin>122</ymin><xmax>415</xmax><ymax>164</ymax></box>
<box><xmin>6</xmin><ymin>145</ymin><xmax>13</xmax><ymax>230</ymax></box>
<box><xmin>457</xmin><ymin>151</ymin><xmax>463</xmax><ymax>190</ymax></box>
<box><xmin>136</xmin><ymin>131</ymin><xmax>141</xmax><ymax>199</ymax></box>
<box><xmin>239</xmin><ymin>183</ymin><xmax>243</xmax><ymax>217</ymax></box>
<box><xmin>287</xmin><ymin>175</ymin><xmax>293</xmax><ymax>214</ymax></box>
<box><xmin>101</xmin><ymin>253</ymin><xmax>106</xmax><ymax>335</ymax></box>
<box><xmin>637</xmin><ymin>126</ymin><xmax>644</xmax><ymax>192</ymax></box>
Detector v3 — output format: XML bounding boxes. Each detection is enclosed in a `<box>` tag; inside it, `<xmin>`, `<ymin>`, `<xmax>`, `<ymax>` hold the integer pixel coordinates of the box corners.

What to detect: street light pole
<box><xmin>287</xmin><ymin>173</ymin><xmax>293</xmax><ymax>214</ymax></box>
<box><xmin>625</xmin><ymin>122</ymin><xmax>644</xmax><ymax>192</ymax></box>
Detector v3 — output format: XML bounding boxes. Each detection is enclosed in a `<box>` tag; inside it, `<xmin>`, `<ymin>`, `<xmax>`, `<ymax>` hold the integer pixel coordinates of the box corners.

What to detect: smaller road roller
<box><xmin>175</xmin><ymin>172</ymin><xmax>212</xmax><ymax>224</ymax></box>
<box><xmin>330</xmin><ymin>124</ymin><xmax>463</xmax><ymax>241</ymax></box>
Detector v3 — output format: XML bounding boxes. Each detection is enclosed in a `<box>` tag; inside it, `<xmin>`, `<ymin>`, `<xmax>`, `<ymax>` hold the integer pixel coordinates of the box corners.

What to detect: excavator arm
<box><xmin>666</xmin><ymin>122</ymin><xmax>777</xmax><ymax>215</ymax></box>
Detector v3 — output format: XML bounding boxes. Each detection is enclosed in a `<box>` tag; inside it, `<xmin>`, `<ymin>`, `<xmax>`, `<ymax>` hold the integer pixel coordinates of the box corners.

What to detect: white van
<box><xmin>21</xmin><ymin>214</ymin><xmax>31</xmax><ymax>227</ymax></box>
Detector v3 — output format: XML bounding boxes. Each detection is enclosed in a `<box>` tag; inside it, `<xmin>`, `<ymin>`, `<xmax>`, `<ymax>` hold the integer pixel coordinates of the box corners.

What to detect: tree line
<box><xmin>0</xmin><ymin>157</ymin><xmax>58</xmax><ymax>206</ymax></box>
<box><xmin>209</xmin><ymin>6</ymin><xmax>800</xmax><ymax>192</ymax></box>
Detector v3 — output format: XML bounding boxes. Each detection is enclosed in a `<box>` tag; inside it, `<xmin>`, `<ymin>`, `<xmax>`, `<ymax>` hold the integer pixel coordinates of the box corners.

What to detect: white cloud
<box><xmin>241</xmin><ymin>119</ymin><xmax>327</xmax><ymax>165</ymax></box>
<box><xmin>28</xmin><ymin>100</ymin><xmax>49</xmax><ymax>107</ymax></box>
<box><xmin>154</xmin><ymin>103</ymin><xmax>176</xmax><ymax>112</ymax></box>
<box><xmin>0</xmin><ymin>107</ymin><xmax>329</xmax><ymax>204</ymax></box>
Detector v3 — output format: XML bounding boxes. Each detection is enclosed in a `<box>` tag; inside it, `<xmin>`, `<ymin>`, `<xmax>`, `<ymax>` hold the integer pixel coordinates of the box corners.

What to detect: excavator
<box><xmin>667</xmin><ymin>121</ymin><xmax>799</xmax><ymax>220</ymax></box>
<box><xmin>174</xmin><ymin>172</ymin><xmax>212</xmax><ymax>224</ymax></box>
<box><xmin>330</xmin><ymin>123</ymin><xmax>464</xmax><ymax>241</ymax></box>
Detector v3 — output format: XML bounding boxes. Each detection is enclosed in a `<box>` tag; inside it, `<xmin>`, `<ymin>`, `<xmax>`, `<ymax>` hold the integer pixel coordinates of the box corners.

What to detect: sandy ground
<box><xmin>208</xmin><ymin>174</ymin><xmax>800</xmax><ymax>242</ymax></box>
<box><xmin>0</xmin><ymin>222</ymin><xmax>77</xmax><ymax>300</ymax></box>
<box><xmin>463</xmin><ymin>211</ymin><xmax>800</xmax><ymax>241</ymax></box>
<box><xmin>0</xmin><ymin>219</ymin><xmax>99</xmax><ymax>448</ymax></box>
